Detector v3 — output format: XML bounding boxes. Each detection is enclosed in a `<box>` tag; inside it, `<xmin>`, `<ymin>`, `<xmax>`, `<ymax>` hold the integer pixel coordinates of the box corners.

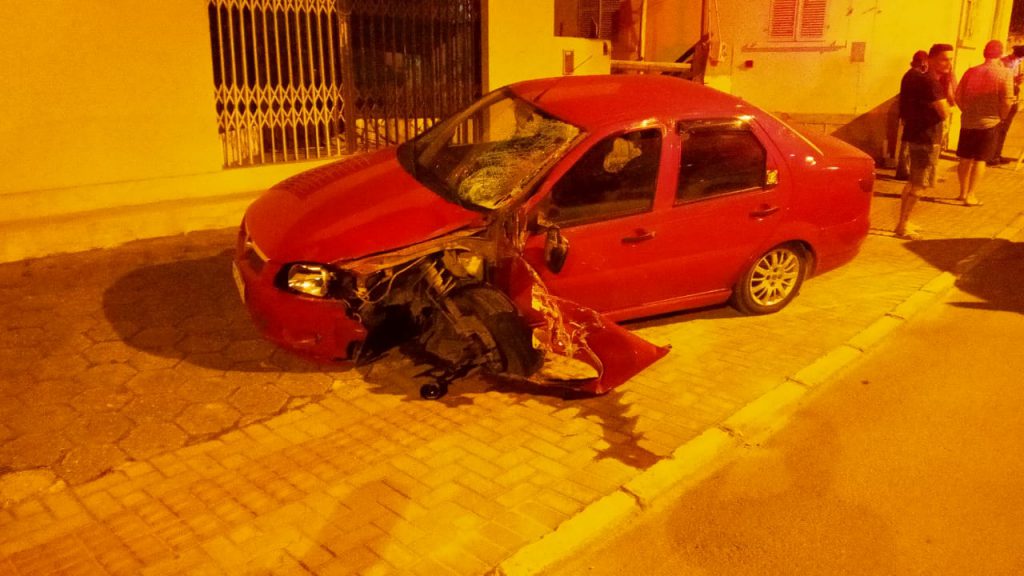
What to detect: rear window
<box><xmin>677</xmin><ymin>127</ymin><xmax>766</xmax><ymax>203</ymax></box>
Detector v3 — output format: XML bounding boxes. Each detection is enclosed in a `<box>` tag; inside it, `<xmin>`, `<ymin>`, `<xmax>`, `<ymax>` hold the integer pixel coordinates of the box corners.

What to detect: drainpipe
<box><xmin>701</xmin><ymin>0</ymin><xmax>709</xmax><ymax>37</ymax></box>
<box><xmin>639</xmin><ymin>0</ymin><xmax>647</xmax><ymax>60</ymax></box>
<box><xmin>337</xmin><ymin>0</ymin><xmax>359</xmax><ymax>154</ymax></box>
<box><xmin>955</xmin><ymin>0</ymin><xmax>968</xmax><ymax>70</ymax></box>
<box><xmin>991</xmin><ymin>0</ymin><xmax>1010</xmax><ymax>41</ymax></box>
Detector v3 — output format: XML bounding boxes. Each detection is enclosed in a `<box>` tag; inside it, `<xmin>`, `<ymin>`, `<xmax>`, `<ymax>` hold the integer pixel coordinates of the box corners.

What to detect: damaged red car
<box><xmin>233</xmin><ymin>74</ymin><xmax>873</xmax><ymax>399</ymax></box>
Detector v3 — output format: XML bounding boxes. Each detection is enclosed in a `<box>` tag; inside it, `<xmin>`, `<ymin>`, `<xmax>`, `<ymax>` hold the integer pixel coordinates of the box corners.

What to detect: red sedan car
<box><xmin>234</xmin><ymin>75</ymin><xmax>873</xmax><ymax>399</ymax></box>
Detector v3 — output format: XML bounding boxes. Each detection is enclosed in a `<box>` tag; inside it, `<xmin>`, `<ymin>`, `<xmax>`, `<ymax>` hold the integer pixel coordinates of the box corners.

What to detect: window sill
<box><xmin>741</xmin><ymin>42</ymin><xmax>846</xmax><ymax>53</ymax></box>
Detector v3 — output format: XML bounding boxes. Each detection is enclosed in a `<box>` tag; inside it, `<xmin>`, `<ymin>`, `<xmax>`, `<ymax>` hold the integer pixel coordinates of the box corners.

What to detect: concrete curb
<box><xmin>492</xmin><ymin>214</ymin><xmax>1024</xmax><ymax>576</ymax></box>
<box><xmin>494</xmin><ymin>491</ymin><xmax>638</xmax><ymax>576</ymax></box>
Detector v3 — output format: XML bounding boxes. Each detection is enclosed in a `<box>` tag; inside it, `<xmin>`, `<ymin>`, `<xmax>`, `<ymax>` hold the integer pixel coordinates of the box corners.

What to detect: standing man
<box><xmin>955</xmin><ymin>39</ymin><xmax>1014</xmax><ymax>206</ymax></box>
<box><xmin>896</xmin><ymin>50</ymin><xmax>930</xmax><ymax>181</ymax></box>
<box><xmin>988</xmin><ymin>44</ymin><xmax>1024</xmax><ymax>165</ymax></box>
<box><xmin>896</xmin><ymin>43</ymin><xmax>953</xmax><ymax>239</ymax></box>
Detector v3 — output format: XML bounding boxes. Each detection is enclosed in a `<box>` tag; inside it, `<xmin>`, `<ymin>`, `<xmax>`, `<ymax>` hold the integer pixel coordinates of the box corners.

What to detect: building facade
<box><xmin>6</xmin><ymin>0</ymin><xmax>1011</xmax><ymax>262</ymax></box>
<box><xmin>640</xmin><ymin>0</ymin><xmax>1015</xmax><ymax>160</ymax></box>
<box><xmin>0</xmin><ymin>1</ymin><xmax>609</xmax><ymax>262</ymax></box>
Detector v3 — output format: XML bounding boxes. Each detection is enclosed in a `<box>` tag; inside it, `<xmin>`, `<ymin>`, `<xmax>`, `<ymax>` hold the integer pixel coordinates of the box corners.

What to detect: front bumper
<box><xmin>233</xmin><ymin>236</ymin><xmax>366</xmax><ymax>363</ymax></box>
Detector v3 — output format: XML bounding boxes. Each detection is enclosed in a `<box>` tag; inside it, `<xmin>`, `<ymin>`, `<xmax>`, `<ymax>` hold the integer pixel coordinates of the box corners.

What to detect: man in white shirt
<box><xmin>989</xmin><ymin>44</ymin><xmax>1024</xmax><ymax>165</ymax></box>
<box><xmin>955</xmin><ymin>40</ymin><xmax>1014</xmax><ymax>206</ymax></box>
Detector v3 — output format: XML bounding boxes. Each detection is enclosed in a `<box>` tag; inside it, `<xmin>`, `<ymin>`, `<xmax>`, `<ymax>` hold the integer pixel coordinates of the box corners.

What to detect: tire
<box><xmin>451</xmin><ymin>285</ymin><xmax>540</xmax><ymax>377</ymax></box>
<box><xmin>732</xmin><ymin>243</ymin><xmax>807</xmax><ymax>315</ymax></box>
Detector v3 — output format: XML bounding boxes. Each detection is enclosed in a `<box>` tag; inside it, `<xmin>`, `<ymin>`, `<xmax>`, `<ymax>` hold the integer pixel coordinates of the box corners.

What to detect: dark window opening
<box><xmin>676</xmin><ymin>128</ymin><xmax>766</xmax><ymax>203</ymax></box>
<box><xmin>547</xmin><ymin>128</ymin><xmax>661</xmax><ymax>226</ymax></box>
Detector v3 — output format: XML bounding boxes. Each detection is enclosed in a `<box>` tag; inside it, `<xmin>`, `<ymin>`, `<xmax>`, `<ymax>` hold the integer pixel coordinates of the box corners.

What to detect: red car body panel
<box><xmin>502</xmin><ymin>255</ymin><xmax>670</xmax><ymax>393</ymax></box>
<box><xmin>521</xmin><ymin>115</ymin><xmax>804</xmax><ymax>319</ymax></box>
<box><xmin>234</xmin><ymin>74</ymin><xmax>873</xmax><ymax>394</ymax></box>
<box><xmin>245</xmin><ymin>148</ymin><xmax>484</xmax><ymax>264</ymax></box>
<box><xmin>234</xmin><ymin>229</ymin><xmax>367</xmax><ymax>361</ymax></box>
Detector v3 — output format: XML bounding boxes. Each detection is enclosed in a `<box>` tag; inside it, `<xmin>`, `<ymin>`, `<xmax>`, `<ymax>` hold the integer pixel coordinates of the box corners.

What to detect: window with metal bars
<box><xmin>577</xmin><ymin>0</ymin><xmax>623</xmax><ymax>40</ymax></box>
<box><xmin>769</xmin><ymin>0</ymin><xmax>827</xmax><ymax>42</ymax></box>
<box><xmin>208</xmin><ymin>0</ymin><xmax>345</xmax><ymax>167</ymax></box>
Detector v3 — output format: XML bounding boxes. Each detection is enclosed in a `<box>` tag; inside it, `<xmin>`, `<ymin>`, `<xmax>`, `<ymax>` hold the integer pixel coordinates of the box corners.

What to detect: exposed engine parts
<box><xmin>336</xmin><ymin>239</ymin><xmax>535</xmax><ymax>399</ymax></box>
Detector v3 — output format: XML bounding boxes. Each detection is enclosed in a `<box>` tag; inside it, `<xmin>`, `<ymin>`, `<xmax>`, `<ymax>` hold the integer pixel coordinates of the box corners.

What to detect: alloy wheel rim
<box><xmin>749</xmin><ymin>249</ymin><xmax>800</xmax><ymax>306</ymax></box>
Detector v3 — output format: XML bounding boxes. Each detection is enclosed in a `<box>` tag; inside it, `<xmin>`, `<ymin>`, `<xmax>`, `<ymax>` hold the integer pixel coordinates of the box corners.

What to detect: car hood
<box><xmin>243</xmin><ymin>148</ymin><xmax>485</xmax><ymax>264</ymax></box>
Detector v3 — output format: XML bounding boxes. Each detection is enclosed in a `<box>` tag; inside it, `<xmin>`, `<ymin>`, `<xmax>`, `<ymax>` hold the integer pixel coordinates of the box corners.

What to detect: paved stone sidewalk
<box><xmin>1</xmin><ymin>157</ymin><xmax>1022</xmax><ymax>575</ymax></box>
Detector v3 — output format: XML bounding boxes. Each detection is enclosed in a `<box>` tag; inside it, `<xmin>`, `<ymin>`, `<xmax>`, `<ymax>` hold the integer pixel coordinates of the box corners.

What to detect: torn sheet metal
<box><xmin>503</xmin><ymin>254</ymin><xmax>669</xmax><ymax>394</ymax></box>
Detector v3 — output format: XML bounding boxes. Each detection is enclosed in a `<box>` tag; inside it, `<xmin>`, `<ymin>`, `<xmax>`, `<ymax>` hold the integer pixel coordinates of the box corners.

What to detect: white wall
<box><xmin>0</xmin><ymin>1</ymin><xmax>333</xmax><ymax>262</ymax></box>
<box><xmin>644</xmin><ymin>0</ymin><xmax>704</xmax><ymax>63</ymax></box>
<box><xmin>691</xmin><ymin>0</ymin><xmax>1011</xmax><ymax>158</ymax></box>
<box><xmin>702</xmin><ymin>1</ymin><xmax>971</xmax><ymax>114</ymax></box>
<box><xmin>0</xmin><ymin>1</ymin><xmax>612</xmax><ymax>262</ymax></box>
<box><xmin>0</xmin><ymin>1</ymin><xmax>221</xmax><ymax>193</ymax></box>
<box><xmin>484</xmin><ymin>0</ymin><xmax>611</xmax><ymax>92</ymax></box>
<box><xmin>590</xmin><ymin>0</ymin><xmax>1010</xmax><ymax>119</ymax></box>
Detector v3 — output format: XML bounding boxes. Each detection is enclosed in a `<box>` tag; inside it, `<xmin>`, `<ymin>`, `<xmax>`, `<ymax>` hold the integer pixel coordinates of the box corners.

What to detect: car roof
<box><xmin>507</xmin><ymin>74</ymin><xmax>757</xmax><ymax>130</ymax></box>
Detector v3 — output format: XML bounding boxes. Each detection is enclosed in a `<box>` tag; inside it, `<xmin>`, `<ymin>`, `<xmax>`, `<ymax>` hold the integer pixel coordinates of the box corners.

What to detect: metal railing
<box><xmin>338</xmin><ymin>0</ymin><xmax>481</xmax><ymax>152</ymax></box>
<box><xmin>611</xmin><ymin>36</ymin><xmax>709</xmax><ymax>84</ymax></box>
<box><xmin>209</xmin><ymin>0</ymin><xmax>345</xmax><ymax>167</ymax></box>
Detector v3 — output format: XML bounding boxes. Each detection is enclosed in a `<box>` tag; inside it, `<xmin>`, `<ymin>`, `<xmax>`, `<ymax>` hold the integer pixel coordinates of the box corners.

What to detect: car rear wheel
<box><xmin>732</xmin><ymin>243</ymin><xmax>807</xmax><ymax>315</ymax></box>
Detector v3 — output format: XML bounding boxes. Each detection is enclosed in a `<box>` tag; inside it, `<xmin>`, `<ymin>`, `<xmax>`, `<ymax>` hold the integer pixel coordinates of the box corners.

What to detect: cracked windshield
<box><xmin>411</xmin><ymin>90</ymin><xmax>581</xmax><ymax>210</ymax></box>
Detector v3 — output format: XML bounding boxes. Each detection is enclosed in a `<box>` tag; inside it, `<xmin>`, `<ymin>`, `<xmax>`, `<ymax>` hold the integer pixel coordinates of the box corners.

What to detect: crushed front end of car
<box><xmin>235</xmin><ymin>207</ymin><xmax>667</xmax><ymax>399</ymax></box>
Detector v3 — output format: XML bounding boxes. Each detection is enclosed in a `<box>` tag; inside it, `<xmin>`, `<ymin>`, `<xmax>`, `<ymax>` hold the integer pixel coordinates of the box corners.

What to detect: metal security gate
<box><xmin>340</xmin><ymin>0</ymin><xmax>481</xmax><ymax>152</ymax></box>
<box><xmin>209</xmin><ymin>0</ymin><xmax>481</xmax><ymax>167</ymax></box>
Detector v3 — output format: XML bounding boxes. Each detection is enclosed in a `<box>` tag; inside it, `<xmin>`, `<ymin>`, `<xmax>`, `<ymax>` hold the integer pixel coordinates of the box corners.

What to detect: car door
<box><xmin>654</xmin><ymin>118</ymin><xmax>792</xmax><ymax>300</ymax></box>
<box><xmin>522</xmin><ymin>126</ymin><xmax>675</xmax><ymax>314</ymax></box>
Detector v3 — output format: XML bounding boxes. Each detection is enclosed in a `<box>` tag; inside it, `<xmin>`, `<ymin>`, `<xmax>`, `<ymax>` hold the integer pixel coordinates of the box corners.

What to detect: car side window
<box><xmin>545</xmin><ymin>128</ymin><xmax>661</xmax><ymax>226</ymax></box>
<box><xmin>676</xmin><ymin>127</ymin><xmax>766</xmax><ymax>204</ymax></box>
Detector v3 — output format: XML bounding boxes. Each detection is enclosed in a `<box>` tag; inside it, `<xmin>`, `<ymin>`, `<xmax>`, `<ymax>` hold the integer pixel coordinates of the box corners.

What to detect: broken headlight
<box><xmin>281</xmin><ymin>263</ymin><xmax>335</xmax><ymax>298</ymax></box>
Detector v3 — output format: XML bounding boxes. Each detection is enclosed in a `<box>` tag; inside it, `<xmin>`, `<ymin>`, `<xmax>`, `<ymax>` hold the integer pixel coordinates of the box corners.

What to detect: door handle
<box><xmin>750</xmin><ymin>205</ymin><xmax>780</xmax><ymax>219</ymax></box>
<box><xmin>622</xmin><ymin>229</ymin><xmax>656</xmax><ymax>244</ymax></box>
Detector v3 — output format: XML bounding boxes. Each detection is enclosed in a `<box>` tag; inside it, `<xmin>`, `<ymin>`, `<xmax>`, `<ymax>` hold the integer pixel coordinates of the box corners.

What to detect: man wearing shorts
<box><xmin>897</xmin><ymin>44</ymin><xmax>953</xmax><ymax>239</ymax></box>
<box><xmin>955</xmin><ymin>39</ymin><xmax>1014</xmax><ymax>206</ymax></box>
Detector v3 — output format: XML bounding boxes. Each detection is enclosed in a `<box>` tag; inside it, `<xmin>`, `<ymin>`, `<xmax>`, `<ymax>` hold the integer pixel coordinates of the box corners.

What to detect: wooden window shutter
<box><xmin>769</xmin><ymin>0</ymin><xmax>798</xmax><ymax>39</ymax></box>
<box><xmin>799</xmin><ymin>0</ymin><xmax>827</xmax><ymax>39</ymax></box>
<box><xmin>770</xmin><ymin>0</ymin><xmax>827</xmax><ymax>41</ymax></box>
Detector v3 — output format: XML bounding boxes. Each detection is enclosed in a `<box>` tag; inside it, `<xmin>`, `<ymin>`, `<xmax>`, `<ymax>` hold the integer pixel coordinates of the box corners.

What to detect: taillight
<box><xmin>858</xmin><ymin>175</ymin><xmax>874</xmax><ymax>193</ymax></box>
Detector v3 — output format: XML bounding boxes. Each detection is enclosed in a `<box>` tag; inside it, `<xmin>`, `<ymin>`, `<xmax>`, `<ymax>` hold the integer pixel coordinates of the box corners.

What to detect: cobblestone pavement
<box><xmin>1</xmin><ymin>157</ymin><xmax>1023</xmax><ymax>575</ymax></box>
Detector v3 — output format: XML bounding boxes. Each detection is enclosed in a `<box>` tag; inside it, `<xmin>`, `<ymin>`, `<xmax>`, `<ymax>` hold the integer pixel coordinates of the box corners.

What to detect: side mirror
<box><xmin>544</xmin><ymin>226</ymin><xmax>569</xmax><ymax>274</ymax></box>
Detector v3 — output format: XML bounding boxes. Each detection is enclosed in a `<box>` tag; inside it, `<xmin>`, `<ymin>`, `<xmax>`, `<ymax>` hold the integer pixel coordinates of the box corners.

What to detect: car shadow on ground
<box><xmin>357</xmin><ymin>351</ymin><xmax>664</xmax><ymax>470</ymax></box>
<box><xmin>903</xmin><ymin>238</ymin><xmax>1024</xmax><ymax>315</ymax></box>
<box><xmin>103</xmin><ymin>249</ymin><xmax>326</xmax><ymax>372</ymax></box>
<box><xmin>105</xmin><ymin>251</ymin><xmax>664</xmax><ymax>471</ymax></box>
<box><xmin>627</xmin><ymin>301</ymin><xmax>742</xmax><ymax>330</ymax></box>
<box><xmin>872</xmin><ymin>190</ymin><xmax>972</xmax><ymax>206</ymax></box>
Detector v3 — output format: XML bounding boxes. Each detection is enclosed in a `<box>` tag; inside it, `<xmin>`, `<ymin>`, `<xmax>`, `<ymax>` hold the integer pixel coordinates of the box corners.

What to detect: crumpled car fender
<box><xmin>502</xmin><ymin>254</ymin><xmax>669</xmax><ymax>394</ymax></box>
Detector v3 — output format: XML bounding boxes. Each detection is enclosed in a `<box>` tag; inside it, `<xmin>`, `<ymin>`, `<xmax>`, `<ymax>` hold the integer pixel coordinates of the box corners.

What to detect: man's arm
<box><xmin>1000</xmin><ymin>71</ymin><xmax>1014</xmax><ymax>119</ymax></box>
<box><xmin>933</xmin><ymin>98</ymin><xmax>950</xmax><ymax>120</ymax></box>
<box><xmin>940</xmin><ymin>73</ymin><xmax>956</xmax><ymax>106</ymax></box>
<box><xmin>954</xmin><ymin>69</ymin><xmax>969</xmax><ymax>109</ymax></box>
